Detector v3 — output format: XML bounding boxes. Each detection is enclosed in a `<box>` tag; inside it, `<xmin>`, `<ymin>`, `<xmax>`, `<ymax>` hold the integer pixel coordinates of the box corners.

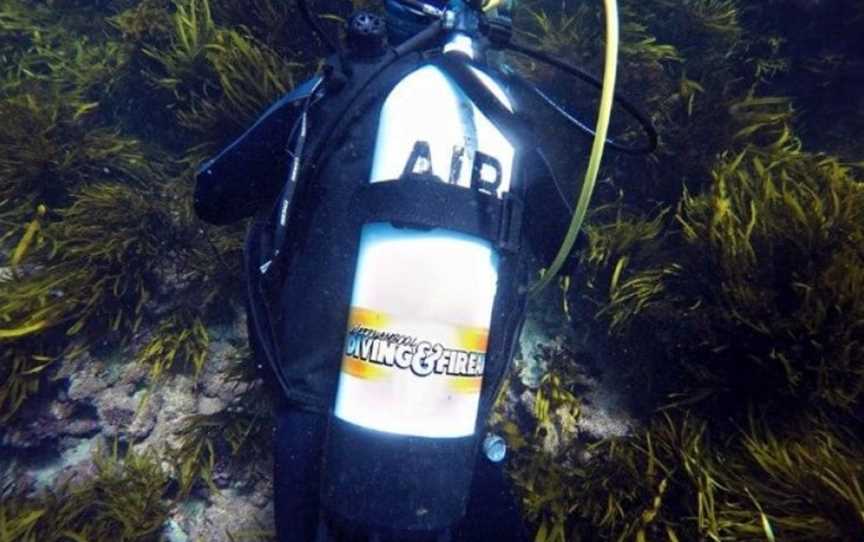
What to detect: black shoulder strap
<box><xmin>244</xmin><ymin>219</ymin><xmax>294</xmax><ymax>399</ymax></box>
<box><xmin>260</xmin><ymin>52</ymin><xmax>425</xmax><ymax>283</ymax></box>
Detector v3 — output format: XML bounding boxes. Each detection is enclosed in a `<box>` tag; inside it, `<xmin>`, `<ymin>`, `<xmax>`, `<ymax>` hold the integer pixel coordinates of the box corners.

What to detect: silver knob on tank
<box><xmin>483</xmin><ymin>433</ymin><xmax>507</xmax><ymax>462</ymax></box>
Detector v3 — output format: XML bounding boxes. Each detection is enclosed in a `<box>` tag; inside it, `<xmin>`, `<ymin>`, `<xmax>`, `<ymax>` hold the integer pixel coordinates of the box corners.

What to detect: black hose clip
<box><xmin>323</xmin><ymin>54</ymin><xmax>351</xmax><ymax>93</ymax></box>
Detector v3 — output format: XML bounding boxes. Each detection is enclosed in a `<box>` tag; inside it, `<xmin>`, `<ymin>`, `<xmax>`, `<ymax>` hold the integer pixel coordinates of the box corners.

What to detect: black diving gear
<box><xmin>194</xmin><ymin>0</ymin><xmax>657</xmax><ymax>539</ymax></box>
<box><xmin>195</xmin><ymin>75</ymin><xmax>323</xmax><ymax>226</ymax></box>
<box><xmin>199</xmin><ymin>47</ymin><xmax>563</xmax><ymax>540</ymax></box>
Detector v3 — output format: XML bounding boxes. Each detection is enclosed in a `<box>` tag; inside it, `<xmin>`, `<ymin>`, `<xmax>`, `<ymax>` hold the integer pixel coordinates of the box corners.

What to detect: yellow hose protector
<box><xmin>528</xmin><ymin>0</ymin><xmax>619</xmax><ymax>296</ymax></box>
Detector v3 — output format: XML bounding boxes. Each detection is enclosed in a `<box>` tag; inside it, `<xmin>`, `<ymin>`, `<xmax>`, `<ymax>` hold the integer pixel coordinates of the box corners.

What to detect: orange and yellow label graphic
<box><xmin>335</xmin><ymin>307</ymin><xmax>490</xmax><ymax>437</ymax></box>
<box><xmin>341</xmin><ymin>307</ymin><xmax>488</xmax><ymax>392</ymax></box>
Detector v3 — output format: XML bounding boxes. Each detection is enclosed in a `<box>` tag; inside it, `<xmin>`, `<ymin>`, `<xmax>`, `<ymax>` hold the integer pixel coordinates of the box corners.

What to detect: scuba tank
<box><xmin>321</xmin><ymin>4</ymin><xmax>516</xmax><ymax>534</ymax></box>
<box><xmin>197</xmin><ymin>0</ymin><xmax>656</xmax><ymax>537</ymax></box>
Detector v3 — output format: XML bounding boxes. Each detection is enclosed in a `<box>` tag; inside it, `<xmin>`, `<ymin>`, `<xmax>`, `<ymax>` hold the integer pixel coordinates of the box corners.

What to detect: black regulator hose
<box><xmin>505</xmin><ymin>41</ymin><xmax>658</xmax><ymax>155</ymax></box>
<box><xmin>304</xmin><ymin>19</ymin><xmax>445</xmax><ymax>186</ymax></box>
<box><xmin>296</xmin><ymin>0</ymin><xmax>341</xmax><ymax>55</ymax></box>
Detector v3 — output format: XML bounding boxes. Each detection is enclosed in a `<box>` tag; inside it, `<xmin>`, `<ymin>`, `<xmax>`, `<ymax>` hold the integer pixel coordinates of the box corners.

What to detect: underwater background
<box><xmin>1</xmin><ymin>0</ymin><xmax>863</xmax><ymax>540</ymax></box>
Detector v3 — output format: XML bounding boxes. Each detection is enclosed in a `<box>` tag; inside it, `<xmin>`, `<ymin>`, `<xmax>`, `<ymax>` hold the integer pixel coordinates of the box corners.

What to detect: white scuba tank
<box><xmin>333</xmin><ymin>35</ymin><xmax>516</xmax><ymax>439</ymax></box>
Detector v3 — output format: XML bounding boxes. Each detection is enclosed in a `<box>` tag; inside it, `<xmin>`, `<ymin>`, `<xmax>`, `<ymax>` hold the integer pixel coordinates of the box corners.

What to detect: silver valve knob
<box><xmin>483</xmin><ymin>433</ymin><xmax>507</xmax><ymax>462</ymax></box>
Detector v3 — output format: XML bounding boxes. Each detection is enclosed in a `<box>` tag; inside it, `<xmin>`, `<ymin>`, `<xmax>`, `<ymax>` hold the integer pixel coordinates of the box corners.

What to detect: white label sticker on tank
<box><xmin>333</xmin><ymin>223</ymin><xmax>499</xmax><ymax>438</ymax></box>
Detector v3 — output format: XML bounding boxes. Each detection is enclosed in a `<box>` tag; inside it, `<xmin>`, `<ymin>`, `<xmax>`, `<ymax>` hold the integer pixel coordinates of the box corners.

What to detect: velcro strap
<box><xmin>355</xmin><ymin>174</ymin><xmax>522</xmax><ymax>252</ymax></box>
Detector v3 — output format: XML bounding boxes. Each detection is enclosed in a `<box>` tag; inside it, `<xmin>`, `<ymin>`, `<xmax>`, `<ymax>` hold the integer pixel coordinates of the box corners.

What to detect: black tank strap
<box><xmin>355</xmin><ymin>173</ymin><xmax>523</xmax><ymax>252</ymax></box>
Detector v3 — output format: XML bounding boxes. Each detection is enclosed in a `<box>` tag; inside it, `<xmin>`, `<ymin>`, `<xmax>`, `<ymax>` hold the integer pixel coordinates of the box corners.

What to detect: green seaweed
<box><xmin>546</xmin><ymin>104</ymin><xmax>864</xmax><ymax>538</ymax></box>
<box><xmin>1</xmin><ymin>183</ymin><xmax>168</xmax><ymax>341</ymax></box>
<box><xmin>136</xmin><ymin>309</ymin><xmax>210</xmax><ymax>383</ymax></box>
<box><xmin>0</xmin><ymin>1</ymin><xmax>57</xmax><ymax>79</ymax></box>
<box><xmin>211</xmin><ymin>0</ymin><xmax>301</xmax><ymax>54</ymax></box>
<box><xmin>516</xmin><ymin>5</ymin><xmax>600</xmax><ymax>63</ymax></box>
<box><xmin>11</xmin><ymin>37</ymin><xmax>131</xmax><ymax>98</ymax></box>
<box><xmin>720</xmin><ymin>414</ymin><xmax>864</xmax><ymax>541</ymax></box>
<box><xmin>515</xmin><ymin>2</ymin><xmax>681</xmax><ymax>69</ymax></box>
<box><xmin>142</xmin><ymin>0</ymin><xmax>219</xmax><ymax>100</ymax></box>
<box><xmin>142</xmin><ymin>0</ymin><xmax>304</xmax><ymax>152</ymax></box>
<box><xmin>0</xmin><ymin>339</ymin><xmax>63</xmax><ymax>423</ymax></box>
<box><xmin>580</xmin><ymin>116</ymin><xmax>864</xmax><ymax>413</ymax></box>
<box><xmin>491</xmin><ymin>343</ymin><xmax>584</xmax><ymax>542</ymax></box>
<box><xmin>170</xmin><ymin>357</ymin><xmax>274</xmax><ymax>499</ymax></box>
<box><xmin>572</xmin><ymin>411</ymin><xmax>864</xmax><ymax>541</ymax></box>
<box><xmin>0</xmin><ymin>441</ymin><xmax>170</xmax><ymax>542</ymax></box>
<box><xmin>0</xmin><ymin>92</ymin><xmax>154</xmax><ymax>221</ymax></box>
<box><xmin>619</xmin><ymin>17</ymin><xmax>682</xmax><ymax>68</ymax></box>
<box><xmin>164</xmin><ymin>168</ymin><xmax>246</xmax><ymax>312</ymax></box>
<box><xmin>654</xmin><ymin>0</ymin><xmax>741</xmax><ymax>41</ymax></box>
<box><xmin>177</xmin><ymin>27</ymin><xmax>303</xmax><ymax>145</ymax></box>
<box><xmin>572</xmin><ymin>412</ymin><xmax>710</xmax><ymax>542</ymax></box>
<box><xmin>506</xmin><ymin>405</ymin><xmax>864</xmax><ymax>541</ymax></box>
<box><xmin>108</xmin><ymin>0</ymin><xmax>174</xmax><ymax>46</ymax></box>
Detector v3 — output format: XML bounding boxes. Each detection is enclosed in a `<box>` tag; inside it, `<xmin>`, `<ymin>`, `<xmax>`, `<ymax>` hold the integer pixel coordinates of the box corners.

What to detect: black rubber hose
<box><xmin>297</xmin><ymin>0</ymin><xmax>341</xmax><ymax>55</ymax></box>
<box><xmin>505</xmin><ymin>41</ymin><xmax>658</xmax><ymax>155</ymax></box>
<box><xmin>306</xmin><ymin>20</ymin><xmax>445</xmax><ymax>174</ymax></box>
<box><xmin>395</xmin><ymin>18</ymin><xmax>444</xmax><ymax>55</ymax></box>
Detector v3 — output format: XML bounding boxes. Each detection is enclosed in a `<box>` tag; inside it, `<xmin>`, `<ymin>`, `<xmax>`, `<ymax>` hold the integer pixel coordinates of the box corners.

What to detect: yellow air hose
<box><xmin>528</xmin><ymin>0</ymin><xmax>619</xmax><ymax>296</ymax></box>
<box><xmin>482</xmin><ymin>0</ymin><xmax>505</xmax><ymax>11</ymax></box>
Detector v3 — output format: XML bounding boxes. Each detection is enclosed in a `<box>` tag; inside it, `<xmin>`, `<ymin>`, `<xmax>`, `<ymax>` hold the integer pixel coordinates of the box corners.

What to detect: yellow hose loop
<box><xmin>528</xmin><ymin>0</ymin><xmax>619</xmax><ymax>296</ymax></box>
